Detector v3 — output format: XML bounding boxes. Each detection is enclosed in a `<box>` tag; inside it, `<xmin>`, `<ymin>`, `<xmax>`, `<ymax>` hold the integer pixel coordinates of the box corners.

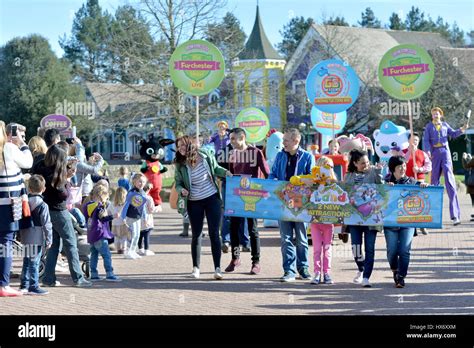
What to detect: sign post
<box><xmin>169</xmin><ymin>40</ymin><xmax>225</xmax><ymax>143</ymax></box>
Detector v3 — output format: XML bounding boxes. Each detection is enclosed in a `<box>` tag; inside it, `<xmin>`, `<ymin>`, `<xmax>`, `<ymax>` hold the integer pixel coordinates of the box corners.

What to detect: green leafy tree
<box><xmin>60</xmin><ymin>0</ymin><xmax>113</xmax><ymax>82</ymax></box>
<box><xmin>388</xmin><ymin>13</ymin><xmax>406</xmax><ymax>30</ymax></box>
<box><xmin>277</xmin><ymin>16</ymin><xmax>314</xmax><ymax>60</ymax></box>
<box><xmin>0</xmin><ymin>35</ymin><xmax>85</xmax><ymax>138</ymax></box>
<box><xmin>358</xmin><ymin>7</ymin><xmax>381</xmax><ymax>28</ymax></box>
<box><xmin>405</xmin><ymin>6</ymin><xmax>430</xmax><ymax>31</ymax></box>
<box><xmin>205</xmin><ymin>12</ymin><xmax>246</xmax><ymax>70</ymax></box>
<box><xmin>108</xmin><ymin>5</ymin><xmax>160</xmax><ymax>83</ymax></box>
<box><xmin>449</xmin><ymin>22</ymin><xmax>465</xmax><ymax>47</ymax></box>
<box><xmin>322</xmin><ymin>16</ymin><xmax>349</xmax><ymax>26</ymax></box>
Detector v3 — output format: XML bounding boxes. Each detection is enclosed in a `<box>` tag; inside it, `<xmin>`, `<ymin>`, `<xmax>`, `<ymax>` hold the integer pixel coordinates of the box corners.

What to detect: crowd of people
<box><xmin>0</xmin><ymin>106</ymin><xmax>469</xmax><ymax>297</ymax></box>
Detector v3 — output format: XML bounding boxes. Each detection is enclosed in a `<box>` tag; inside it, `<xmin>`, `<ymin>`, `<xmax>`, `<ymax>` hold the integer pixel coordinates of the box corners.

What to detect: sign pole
<box><xmin>408</xmin><ymin>100</ymin><xmax>416</xmax><ymax>177</ymax></box>
<box><xmin>196</xmin><ymin>96</ymin><xmax>200</xmax><ymax>146</ymax></box>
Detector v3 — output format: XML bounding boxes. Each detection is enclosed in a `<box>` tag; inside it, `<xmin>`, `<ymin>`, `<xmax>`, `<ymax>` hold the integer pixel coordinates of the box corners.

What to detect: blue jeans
<box><xmin>384</xmin><ymin>227</ymin><xmax>415</xmax><ymax>278</ymax></box>
<box><xmin>43</xmin><ymin>210</ymin><xmax>85</xmax><ymax>285</ymax></box>
<box><xmin>221</xmin><ymin>179</ymin><xmax>249</xmax><ymax>246</ymax></box>
<box><xmin>126</xmin><ymin>218</ymin><xmax>140</xmax><ymax>254</ymax></box>
<box><xmin>90</xmin><ymin>239</ymin><xmax>114</xmax><ymax>278</ymax></box>
<box><xmin>70</xmin><ymin>208</ymin><xmax>86</xmax><ymax>228</ymax></box>
<box><xmin>20</xmin><ymin>245</ymin><xmax>43</xmax><ymax>290</ymax></box>
<box><xmin>0</xmin><ymin>231</ymin><xmax>14</xmax><ymax>287</ymax></box>
<box><xmin>278</xmin><ymin>221</ymin><xmax>309</xmax><ymax>276</ymax></box>
<box><xmin>349</xmin><ymin>226</ymin><xmax>378</xmax><ymax>279</ymax></box>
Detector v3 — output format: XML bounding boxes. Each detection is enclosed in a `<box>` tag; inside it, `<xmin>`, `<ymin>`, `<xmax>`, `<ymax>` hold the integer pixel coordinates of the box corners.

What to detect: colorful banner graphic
<box><xmin>169</xmin><ymin>40</ymin><xmax>225</xmax><ymax>96</ymax></box>
<box><xmin>305</xmin><ymin>59</ymin><xmax>360</xmax><ymax>113</ymax></box>
<box><xmin>310</xmin><ymin>107</ymin><xmax>347</xmax><ymax>136</ymax></box>
<box><xmin>235</xmin><ymin>107</ymin><xmax>270</xmax><ymax>143</ymax></box>
<box><xmin>224</xmin><ymin>177</ymin><xmax>443</xmax><ymax>228</ymax></box>
<box><xmin>378</xmin><ymin>44</ymin><xmax>434</xmax><ymax>100</ymax></box>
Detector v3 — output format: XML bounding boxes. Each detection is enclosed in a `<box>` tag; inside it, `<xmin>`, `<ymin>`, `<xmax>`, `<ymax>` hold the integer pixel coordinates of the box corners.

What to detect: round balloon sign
<box><xmin>310</xmin><ymin>107</ymin><xmax>347</xmax><ymax>136</ymax></box>
<box><xmin>306</xmin><ymin>59</ymin><xmax>360</xmax><ymax>113</ymax></box>
<box><xmin>169</xmin><ymin>40</ymin><xmax>225</xmax><ymax>96</ymax></box>
<box><xmin>235</xmin><ymin>108</ymin><xmax>270</xmax><ymax>143</ymax></box>
<box><xmin>378</xmin><ymin>44</ymin><xmax>434</xmax><ymax>100</ymax></box>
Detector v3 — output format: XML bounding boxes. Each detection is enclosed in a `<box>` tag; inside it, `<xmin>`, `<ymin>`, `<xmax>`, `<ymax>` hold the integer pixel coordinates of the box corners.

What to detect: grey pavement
<box><xmin>2</xmin><ymin>189</ymin><xmax>473</xmax><ymax>315</ymax></box>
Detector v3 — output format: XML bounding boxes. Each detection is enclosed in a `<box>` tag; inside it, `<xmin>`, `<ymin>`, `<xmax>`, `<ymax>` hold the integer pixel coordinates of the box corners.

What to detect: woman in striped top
<box><xmin>174</xmin><ymin>135</ymin><xmax>232</xmax><ymax>280</ymax></box>
<box><xmin>0</xmin><ymin>121</ymin><xmax>33</xmax><ymax>297</ymax></box>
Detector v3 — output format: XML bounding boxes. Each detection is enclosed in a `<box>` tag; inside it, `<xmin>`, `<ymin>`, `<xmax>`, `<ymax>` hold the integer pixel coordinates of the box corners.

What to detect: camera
<box><xmin>11</xmin><ymin>125</ymin><xmax>18</xmax><ymax>137</ymax></box>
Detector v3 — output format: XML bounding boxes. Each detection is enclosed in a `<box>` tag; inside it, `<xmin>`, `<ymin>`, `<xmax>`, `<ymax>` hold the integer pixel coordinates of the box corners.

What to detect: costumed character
<box><xmin>139</xmin><ymin>134</ymin><xmax>174</xmax><ymax>206</ymax></box>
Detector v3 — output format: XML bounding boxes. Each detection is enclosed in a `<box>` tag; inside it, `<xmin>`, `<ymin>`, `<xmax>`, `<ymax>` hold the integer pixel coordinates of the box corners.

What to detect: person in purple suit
<box><xmin>423</xmin><ymin>107</ymin><xmax>466</xmax><ymax>225</ymax></box>
<box><xmin>207</xmin><ymin>121</ymin><xmax>230</xmax><ymax>166</ymax></box>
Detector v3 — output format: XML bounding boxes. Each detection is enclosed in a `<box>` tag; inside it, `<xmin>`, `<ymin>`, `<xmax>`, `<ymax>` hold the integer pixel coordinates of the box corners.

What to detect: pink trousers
<box><xmin>310</xmin><ymin>223</ymin><xmax>334</xmax><ymax>274</ymax></box>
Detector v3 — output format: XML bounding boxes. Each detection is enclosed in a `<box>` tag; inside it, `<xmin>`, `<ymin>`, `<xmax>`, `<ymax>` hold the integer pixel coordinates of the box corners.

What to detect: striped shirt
<box><xmin>188</xmin><ymin>160</ymin><xmax>217</xmax><ymax>201</ymax></box>
<box><xmin>0</xmin><ymin>143</ymin><xmax>32</xmax><ymax>206</ymax></box>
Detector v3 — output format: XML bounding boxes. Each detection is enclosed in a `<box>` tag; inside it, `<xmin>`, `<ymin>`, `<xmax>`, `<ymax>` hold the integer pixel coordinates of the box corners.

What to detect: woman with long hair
<box><xmin>35</xmin><ymin>144</ymin><xmax>91</xmax><ymax>287</ymax></box>
<box><xmin>174</xmin><ymin>135</ymin><xmax>232</xmax><ymax>280</ymax></box>
<box><xmin>0</xmin><ymin>121</ymin><xmax>33</xmax><ymax>296</ymax></box>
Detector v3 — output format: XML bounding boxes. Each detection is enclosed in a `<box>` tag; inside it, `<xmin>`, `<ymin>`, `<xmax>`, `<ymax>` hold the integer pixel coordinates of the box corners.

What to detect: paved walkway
<box><xmin>2</xmin><ymin>189</ymin><xmax>473</xmax><ymax>315</ymax></box>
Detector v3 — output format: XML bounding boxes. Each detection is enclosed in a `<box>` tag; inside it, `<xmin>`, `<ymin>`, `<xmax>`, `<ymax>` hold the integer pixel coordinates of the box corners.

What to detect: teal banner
<box><xmin>224</xmin><ymin>177</ymin><xmax>443</xmax><ymax>228</ymax></box>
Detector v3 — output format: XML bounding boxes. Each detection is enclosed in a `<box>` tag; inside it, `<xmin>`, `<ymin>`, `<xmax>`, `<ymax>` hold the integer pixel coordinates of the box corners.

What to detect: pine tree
<box><xmin>358</xmin><ymin>7</ymin><xmax>382</xmax><ymax>28</ymax></box>
<box><xmin>388</xmin><ymin>13</ymin><xmax>406</xmax><ymax>30</ymax></box>
<box><xmin>277</xmin><ymin>16</ymin><xmax>314</xmax><ymax>60</ymax></box>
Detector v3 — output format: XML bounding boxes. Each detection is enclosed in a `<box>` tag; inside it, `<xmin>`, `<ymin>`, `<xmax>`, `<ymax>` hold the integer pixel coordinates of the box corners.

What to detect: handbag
<box><xmin>2</xmin><ymin>151</ymin><xmax>26</xmax><ymax>221</ymax></box>
<box><xmin>466</xmin><ymin>169</ymin><xmax>474</xmax><ymax>187</ymax></box>
<box><xmin>169</xmin><ymin>182</ymin><xmax>178</xmax><ymax>209</ymax></box>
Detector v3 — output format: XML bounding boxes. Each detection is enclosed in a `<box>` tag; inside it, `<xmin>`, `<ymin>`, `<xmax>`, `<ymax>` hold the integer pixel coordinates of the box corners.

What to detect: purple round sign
<box><xmin>40</xmin><ymin>114</ymin><xmax>72</xmax><ymax>131</ymax></box>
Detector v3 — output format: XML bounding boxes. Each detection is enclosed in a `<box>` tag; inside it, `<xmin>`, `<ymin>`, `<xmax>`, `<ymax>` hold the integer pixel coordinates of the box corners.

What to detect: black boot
<box><xmin>179</xmin><ymin>222</ymin><xmax>190</xmax><ymax>237</ymax></box>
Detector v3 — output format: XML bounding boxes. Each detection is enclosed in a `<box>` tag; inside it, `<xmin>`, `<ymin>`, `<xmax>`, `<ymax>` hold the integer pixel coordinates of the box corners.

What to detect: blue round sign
<box><xmin>306</xmin><ymin>59</ymin><xmax>360</xmax><ymax>113</ymax></box>
<box><xmin>310</xmin><ymin>107</ymin><xmax>347</xmax><ymax>136</ymax></box>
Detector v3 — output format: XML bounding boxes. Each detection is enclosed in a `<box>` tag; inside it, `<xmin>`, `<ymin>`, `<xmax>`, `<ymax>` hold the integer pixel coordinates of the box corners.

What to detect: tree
<box><xmin>388</xmin><ymin>13</ymin><xmax>406</xmax><ymax>30</ymax></box>
<box><xmin>60</xmin><ymin>0</ymin><xmax>113</xmax><ymax>82</ymax></box>
<box><xmin>468</xmin><ymin>30</ymin><xmax>474</xmax><ymax>46</ymax></box>
<box><xmin>431</xmin><ymin>16</ymin><xmax>450</xmax><ymax>39</ymax></box>
<box><xmin>449</xmin><ymin>22</ymin><xmax>465</xmax><ymax>47</ymax></box>
<box><xmin>358</xmin><ymin>7</ymin><xmax>381</xmax><ymax>28</ymax></box>
<box><xmin>277</xmin><ymin>16</ymin><xmax>314</xmax><ymax>60</ymax></box>
<box><xmin>323</xmin><ymin>16</ymin><xmax>349</xmax><ymax>26</ymax></box>
<box><xmin>205</xmin><ymin>12</ymin><xmax>246</xmax><ymax>70</ymax></box>
<box><xmin>405</xmin><ymin>6</ymin><xmax>430</xmax><ymax>31</ymax></box>
<box><xmin>107</xmin><ymin>5</ymin><xmax>161</xmax><ymax>84</ymax></box>
<box><xmin>0</xmin><ymin>35</ymin><xmax>86</xmax><ymax>138</ymax></box>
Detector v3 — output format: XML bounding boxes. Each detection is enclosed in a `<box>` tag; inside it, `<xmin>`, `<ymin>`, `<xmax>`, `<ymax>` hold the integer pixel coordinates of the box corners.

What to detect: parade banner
<box><xmin>235</xmin><ymin>107</ymin><xmax>270</xmax><ymax>143</ymax></box>
<box><xmin>169</xmin><ymin>39</ymin><xmax>225</xmax><ymax>96</ymax></box>
<box><xmin>305</xmin><ymin>59</ymin><xmax>360</xmax><ymax>113</ymax></box>
<box><xmin>378</xmin><ymin>44</ymin><xmax>435</xmax><ymax>100</ymax></box>
<box><xmin>224</xmin><ymin>177</ymin><xmax>443</xmax><ymax>228</ymax></box>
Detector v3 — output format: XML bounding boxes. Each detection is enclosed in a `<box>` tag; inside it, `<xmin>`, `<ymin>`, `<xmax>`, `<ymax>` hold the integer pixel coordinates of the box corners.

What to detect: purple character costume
<box><xmin>423</xmin><ymin>121</ymin><xmax>463</xmax><ymax>220</ymax></box>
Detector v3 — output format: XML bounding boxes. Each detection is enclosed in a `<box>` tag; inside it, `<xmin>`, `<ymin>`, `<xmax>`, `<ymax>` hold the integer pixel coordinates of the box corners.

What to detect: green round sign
<box><xmin>169</xmin><ymin>40</ymin><xmax>225</xmax><ymax>96</ymax></box>
<box><xmin>378</xmin><ymin>44</ymin><xmax>434</xmax><ymax>100</ymax></box>
<box><xmin>235</xmin><ymin>108</ymin><xmax>270</xmax><ymax>143</ymax></box>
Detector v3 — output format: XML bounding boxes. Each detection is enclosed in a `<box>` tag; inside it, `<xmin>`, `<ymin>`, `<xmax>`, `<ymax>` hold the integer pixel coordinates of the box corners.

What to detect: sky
<box><xmin>0</xmin><ymin>0</ymin><xmax>473</xmax><ymax>57</ymax></box>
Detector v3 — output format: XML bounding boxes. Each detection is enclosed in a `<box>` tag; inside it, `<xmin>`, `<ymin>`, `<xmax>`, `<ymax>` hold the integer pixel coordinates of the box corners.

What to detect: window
<box><xmin>129</xmin><ymin>135</ymin><xmax>141</xmax><ymax>155</ymax></box>
<box><xmin>115</xmin><ymin>134</ymin><xmax>125</xmax><ymax>152</ymax></box>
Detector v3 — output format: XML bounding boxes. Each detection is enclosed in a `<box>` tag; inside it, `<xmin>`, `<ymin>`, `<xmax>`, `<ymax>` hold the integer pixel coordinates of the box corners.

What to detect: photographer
<box><xmin>0</xmin><ymin>122</ymin><xmax>33</xmax><ymax>297</ymax></box>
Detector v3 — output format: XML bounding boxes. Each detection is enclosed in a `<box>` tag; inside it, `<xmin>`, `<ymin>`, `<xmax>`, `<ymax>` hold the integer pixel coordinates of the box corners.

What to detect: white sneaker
<box><xmin>353</xmin><ymin>271</ymin><xmax>363</xmax><ymax>284</ymax></box>
<box><xmin>310</xmin><ymin>273</ymin><xmax>321</xmax><ymax>285</ymax></box>
<box><xmin>361</xmin><ymin>278</ymin><xmax>372</xmax><ymax>288</ymax></box>
<box><xmin>144</xmin><ymin>250</ymin><xmax>155</xmax><ymax>256</ymax></box>
<box><xmin>453</xmin><ymin>218</ymin><xmax>461</xmax><ymax>226</ymax></box>
<box><xmin>132</xmin><ymin>252</ymin><xmax>142</xmax><ymax>259</ymax></box>
<box><xmin>190</xmin><ymin>267</ymin><xmax>200</xmax><ymax>279</ymax></box>
<box><xmin>124</xmin><ymin>252</ymin><xmax>135</xmax><ymax>259</ymax></box>
<box><xmin>137</xmin><ymin>248</ymin><xmax>145</xmax><ymax>256</ymax></box>
<box><xmin>214</xmin><ymin>267</ymin><xmax>223</xmax><ymax>280</ymax></box>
